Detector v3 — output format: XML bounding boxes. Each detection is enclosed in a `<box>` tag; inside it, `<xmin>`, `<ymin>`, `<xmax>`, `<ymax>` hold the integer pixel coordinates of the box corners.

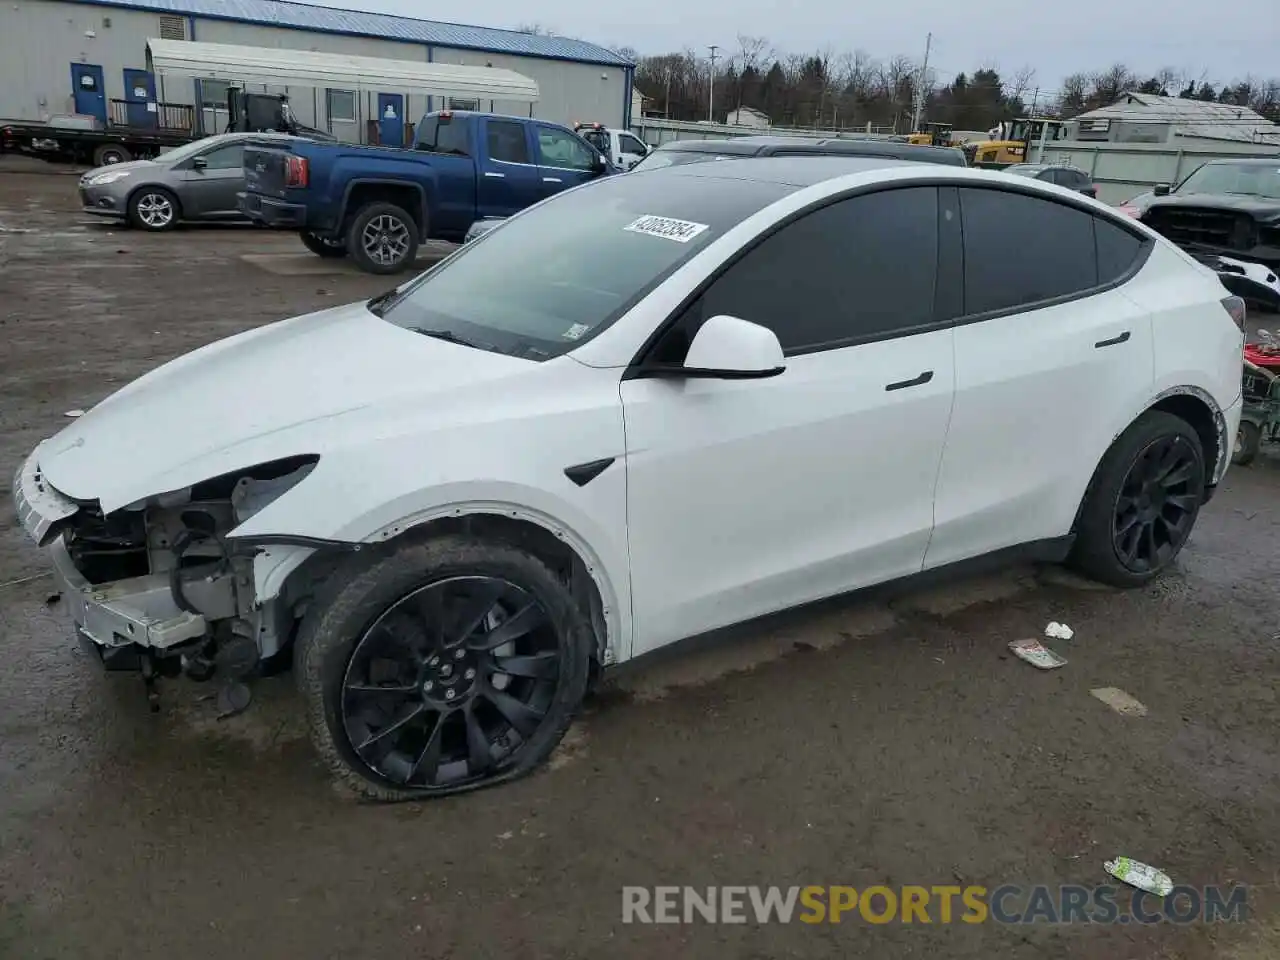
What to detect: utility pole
<box><xmin>707</xmin><ymin>44</ymin><xmax>720</xmax><ymax>122</ymax></box>
<box><xmin>910</xmin><ymin>32</ymin><xmax>931</xmax><ymax>132</ymax></box>
<box><xmin>1030</xmin><ymin>86</ymin><xmax>1040</xmax><ymax>116</ymax></box>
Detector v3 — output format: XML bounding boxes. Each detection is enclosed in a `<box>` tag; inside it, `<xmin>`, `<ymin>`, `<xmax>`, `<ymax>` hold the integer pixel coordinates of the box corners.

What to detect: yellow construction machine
<box><xmin>966</xmin><ymin>118</ymin><xmax>1067</xmax><ymax>168</ymax></box>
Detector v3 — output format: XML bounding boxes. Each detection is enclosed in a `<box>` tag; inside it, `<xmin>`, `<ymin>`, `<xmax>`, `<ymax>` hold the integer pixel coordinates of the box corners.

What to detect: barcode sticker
<box><xmin>624</xmin><ymin>215</ymin><xmax>709</xmax><ymax>243</ymax></box>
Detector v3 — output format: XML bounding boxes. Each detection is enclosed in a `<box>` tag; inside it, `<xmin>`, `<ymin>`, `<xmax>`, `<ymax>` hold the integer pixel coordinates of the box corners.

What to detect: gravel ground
<box><xmin>1</xmin><ymin>165</ymin><xmax>1279</xmax><ymax>960</ymax></box>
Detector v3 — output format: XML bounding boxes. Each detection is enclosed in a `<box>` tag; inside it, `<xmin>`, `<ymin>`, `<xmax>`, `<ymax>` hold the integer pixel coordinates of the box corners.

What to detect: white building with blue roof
<box><xmin>0</xmin><ymin>0</ymin><xmax>635</xmax><ymax>141</ymax></box>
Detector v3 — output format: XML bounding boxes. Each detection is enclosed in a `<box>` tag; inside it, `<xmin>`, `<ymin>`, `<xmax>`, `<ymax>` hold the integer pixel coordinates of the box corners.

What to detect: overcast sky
<box><xmin>328</xmin><ymin>0</ymin><xmax>1277</xmax><ymax>93</ymax></box>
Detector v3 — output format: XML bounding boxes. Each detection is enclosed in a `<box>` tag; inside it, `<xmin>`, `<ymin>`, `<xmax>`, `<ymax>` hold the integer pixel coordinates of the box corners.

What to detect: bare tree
<box><xmin>1006</xmin><ymin>66</ymin><xmax>1036</xmax><ymax>107</ymax></box>
<box><xmin>732</xmin><ymin>34</ymin><xmax>772</xmax><ymax>111</ymax></box>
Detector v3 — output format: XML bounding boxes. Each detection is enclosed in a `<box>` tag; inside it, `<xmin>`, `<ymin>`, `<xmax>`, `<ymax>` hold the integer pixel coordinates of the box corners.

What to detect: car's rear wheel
<box><xmin>1070</xmin><ymin>410</ymin><xmax>1206</xmax><ymax>587</ymax></box>
<box><xmin>295</xmin><ymin>535</ymin><xmax>592</xmax><ymax>801</ymax></box>
<box><xmin>93</xmin><ymin>143</ymin><xmax>132</xmax><ymax>166</ymax></box>
<box><xmin>346</xmin><ymin>202</ymin><xmax>419</xmax><ymax>275</ymax></box>
<box><xmin>128</xmin><ymin>187</ymin><xmax>179</xmax><ymax>231</ymax></box>
<box><xmin>299</xmin><ymin>231</ymin><xmax>347</xmax><ymax>258</ymax></box>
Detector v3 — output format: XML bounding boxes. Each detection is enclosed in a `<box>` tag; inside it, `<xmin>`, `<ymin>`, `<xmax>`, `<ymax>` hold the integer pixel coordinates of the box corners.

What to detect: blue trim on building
<box><xmin>64</xmin><ymin>0</ymin><xmax>634</xmax><ymax>68</ymax></box>
<box><xmin>426</xmin><ymin>44</ymin><xmax>432</xmax><ymax>114</ymax></box>
<box><xmin>623</xmin><ymin>66</ymin><xmax>633</xmax><ymax>128</ymax></box>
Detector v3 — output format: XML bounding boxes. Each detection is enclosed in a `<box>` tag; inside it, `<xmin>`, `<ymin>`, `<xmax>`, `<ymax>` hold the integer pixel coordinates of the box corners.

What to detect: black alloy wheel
<box><xmin>1110</xmin><ymin>434</ymin><xmax>1203</xmax><ymax>574</ymax></box>
<box><xmin>339</xmin><ymin>576</ymin><xmax>563</xmax><ymax>791</ymax></box>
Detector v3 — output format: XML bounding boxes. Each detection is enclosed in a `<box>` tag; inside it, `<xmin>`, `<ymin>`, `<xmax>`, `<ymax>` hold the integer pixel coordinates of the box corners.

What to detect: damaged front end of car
<box><xmin>16</xmin><ymin>448</ymin><xmax>339</xmax><ymax>711</ymax></box>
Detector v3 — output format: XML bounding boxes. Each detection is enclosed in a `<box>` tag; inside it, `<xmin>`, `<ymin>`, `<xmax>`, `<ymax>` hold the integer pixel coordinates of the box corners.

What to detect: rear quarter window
<box><xmin>1094</xmin><ymin>217</ymin><xmax>1148</xmax><ymax>284</ymax></box>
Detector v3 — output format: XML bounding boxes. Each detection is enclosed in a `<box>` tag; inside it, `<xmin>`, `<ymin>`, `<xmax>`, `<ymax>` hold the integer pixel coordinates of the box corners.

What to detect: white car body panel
<box><xmin>622</xmin><ymin>329</ymin><xmax>955</xmax><ymax>655</ymax></box>
<box><xmin>925</xmin><ymin>284</ymin><xmax>1155</xmax><ymax>569</ymax></box>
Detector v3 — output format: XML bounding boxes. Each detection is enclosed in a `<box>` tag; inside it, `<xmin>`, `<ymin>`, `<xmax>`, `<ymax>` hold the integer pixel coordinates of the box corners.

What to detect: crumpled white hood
<box><xmin>36</xmin><ymin>300</ymin><xmax>533</xmax><ymax>511</ymax></box>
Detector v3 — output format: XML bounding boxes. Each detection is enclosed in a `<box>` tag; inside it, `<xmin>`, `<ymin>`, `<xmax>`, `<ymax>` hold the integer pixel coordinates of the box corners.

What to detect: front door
<box><xmin>621</xmin><ymin>186</ymin><xmax>958</xmax><ymax>655</ymax></box>
<box><xmin>923</xmin><ymin>186</ymin><xmax>1155</xmax><ymax>569</ymax></box>
<box><xmin>533</xmin><ymin>124</ymin><xmax>600</xmax><ymax>199</ymax></box>
<box><xmin>377</xmin><ymin>93</ymin><xmax>404</xmax><ymax>147</ymax></box>
<box><xmin>70</xmin><ymin>63</ymin><xmax>107</xmax><ymax>124</ymax></box>
<box><xmin>176</xmin><ymin>141</ymin><xmax>246</xmax><ymax>217</ymax></box>
<box><xmin>122</xmin><ymin>69</ymin><xmax>156</xmax><ymax>128</ymax></box>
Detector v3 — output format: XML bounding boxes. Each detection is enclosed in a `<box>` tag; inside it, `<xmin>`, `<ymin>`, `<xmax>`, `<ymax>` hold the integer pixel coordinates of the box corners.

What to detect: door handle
<box><xmin>885</xmin><ymin>371</ymin><xmax>934</xmax><ymax>391</ymax></box>
<box><xmin>543</xmin><ymin>176</ymin><xmax>562</xmax><ymax>183</ymax></box>
<box><xmin>483</xmin><ymin>171</ymin><xmax>505</xmax><ymax>179</ymax></box>
<box><xmin>1094</xmin><ymin>331</ymin><xmax>1131</xmax><ymax>348</ymax></box>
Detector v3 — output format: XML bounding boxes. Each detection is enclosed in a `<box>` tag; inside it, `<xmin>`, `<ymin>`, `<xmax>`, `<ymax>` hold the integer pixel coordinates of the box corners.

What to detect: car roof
<box><xmin>650</xmin><ymin>136</ymin><xmax>966</xmax><ymax>166</ymax></box>
<box><xmin>1201</xmin><ymin>158</ymin><xmax>1280</xmax><ymax>167</ymax></box>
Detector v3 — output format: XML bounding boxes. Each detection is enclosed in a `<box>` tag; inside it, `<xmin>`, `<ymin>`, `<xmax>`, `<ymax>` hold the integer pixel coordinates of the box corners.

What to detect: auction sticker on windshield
<box><xmin>624</xmin><ymin>215</ymin><xmax>710</xmax><ymax>243</ymax></box>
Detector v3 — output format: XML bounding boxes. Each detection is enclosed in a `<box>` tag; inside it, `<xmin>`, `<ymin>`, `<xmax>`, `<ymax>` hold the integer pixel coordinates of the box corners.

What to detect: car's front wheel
<box><xmin>128</xmin><ymin>187</ymin><xmax>179</xmax><ymax>231</ymax></box>
<box><xmin>1070</xmin><ymin>410</ymin><xmax>1206</xmax><ymax>587</ymax></box>
<box><xmin>346</xmin><ymin>202</ymin><xmax>420</xmax><ymax>274</ymax></box>
<box><xmin>295</xmin><ymin>535</ymin><xmax>593</xmax><ymax>801</ymax></box>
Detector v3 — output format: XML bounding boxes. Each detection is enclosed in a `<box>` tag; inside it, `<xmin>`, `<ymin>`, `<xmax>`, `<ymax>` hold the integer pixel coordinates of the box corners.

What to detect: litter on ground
<box><xmin>1008</xmin><ymin>638</ymin><xmax>1067</xmax><ymax>669</ymax></box>
<box><xmin>1091</xmin><ymin>687</ymin><xmax>1148</xmax><ymax>717</ymax></box>
<box><xmin>1105</xmin><ymin>857</ymin><xmax>1174</xmax><ymax>896</ymax></box>
<box><xmin>1045</xmin><ymin>621</ymin><xmax>1074</xmax><ymax>640</ymax></box>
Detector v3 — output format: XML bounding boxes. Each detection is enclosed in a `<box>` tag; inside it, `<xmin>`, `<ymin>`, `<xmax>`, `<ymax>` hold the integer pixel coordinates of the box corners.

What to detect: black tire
<box><xmin>93</xmin><ymin>143</ymin><xmax>132</xmax><ymax>166</ymax></box>
<box><xmin>345</xmin><ymin>201</ymin><xmax>420</xmax><ymax>275</ymax></box>
<box><xmin>127</xmin><ymin>187</ymin><xmax>179</xmax><ymax>231</ymax></box>
<box><xmin>294</xmin><ymin>535</ymin><xmax>593</xmax><ymax>801</ymax></box>
<box><xmin>299</xmin><ymin>230</ymin><xmax>347</xmax><ymax>258</ymax></box>
<box><xmin>1069</xmin><ymin>410</ymin><xmax>1206</xmax><ymax>588</ymax></box>
<box><xmin>1233</xmin><ymin>421</ymin><xmax>1261</xmax><ymax>466</ymax></box>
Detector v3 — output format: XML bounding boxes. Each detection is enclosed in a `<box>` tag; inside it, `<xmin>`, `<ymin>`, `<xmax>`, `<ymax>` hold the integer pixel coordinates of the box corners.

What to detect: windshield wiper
<box><xmin>410</xmin><ymin>327</ymin><xmax>498</xmax><ymax>352</ymax></box>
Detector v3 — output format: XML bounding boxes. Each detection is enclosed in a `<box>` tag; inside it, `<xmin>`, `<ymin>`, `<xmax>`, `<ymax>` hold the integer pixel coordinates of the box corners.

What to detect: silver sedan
<box><xmin>78</xmin><ymin>132</ymin><xmax>303</xmax><ymax>231</ymax></box>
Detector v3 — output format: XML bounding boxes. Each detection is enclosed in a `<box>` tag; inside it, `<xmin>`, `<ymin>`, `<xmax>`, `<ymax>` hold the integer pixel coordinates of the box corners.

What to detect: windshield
<box><xmin>155</xmin><ymin>135</ymin><xmax>233</xmax><ymax>165</ymax></box>
<box><xmin>1176</xmin><ymin>163</ymin><xmax>1280</xmax><ymax>199</ymax></box>
<box><xmin>1007</xmin><ymin>165</ymin><xmax>1047</xmax><ymax>178</ymax></box>
<box><xmin>377</xmin><ymin>170</ymin><xmax>793</xmax><ymax>359</ymax></box>
<box><xmin>630</xmin><ymin>147</ymin><xmax>739</xmax><ymax>172</ymax></box>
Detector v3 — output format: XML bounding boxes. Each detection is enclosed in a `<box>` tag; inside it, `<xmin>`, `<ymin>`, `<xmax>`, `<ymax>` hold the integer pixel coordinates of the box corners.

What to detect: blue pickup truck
<box><xmin>239</xmin><ymin>110</ymin><xmax>617</xmax><ymax>273</ymax></box>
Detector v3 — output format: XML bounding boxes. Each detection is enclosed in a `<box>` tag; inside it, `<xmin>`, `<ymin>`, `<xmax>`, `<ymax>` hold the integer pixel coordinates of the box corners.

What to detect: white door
<box><xmin>621</xmin><ymin>186</ymin><xmax>958</xmax><ymax>655</ymax></box>
<box><xmin>924</xmin><ymin>186</ymin><xmax>1156</xmax><ymax>569</ymax></box>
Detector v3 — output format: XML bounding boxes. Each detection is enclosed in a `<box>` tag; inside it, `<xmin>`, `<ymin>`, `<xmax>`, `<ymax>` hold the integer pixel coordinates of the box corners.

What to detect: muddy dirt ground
<box><xmin>1</xmin><ymin>164</ymin><xmax>1279</xmax><ymax>959</ymax></box>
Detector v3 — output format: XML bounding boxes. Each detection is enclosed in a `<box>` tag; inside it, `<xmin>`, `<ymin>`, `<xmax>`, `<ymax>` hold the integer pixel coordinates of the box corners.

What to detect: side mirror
<box><xmin>645</xmin><ymin>315</ymin><xmax>785</xmax><ymax>380</ymax></box>
<box><xmin>192</xmin><ymin>156</ymin><xmax>207</xmax><ymax>170</ymax></box>
<box><xmin>591</xmin><ymin>153</ymin><xmax>607</xmax><ymax>173</ymax></box>
<box><xmin>1153</xmin><ymin>183</ymin><xmax>1170</xmax><ymax>196</ymax></box>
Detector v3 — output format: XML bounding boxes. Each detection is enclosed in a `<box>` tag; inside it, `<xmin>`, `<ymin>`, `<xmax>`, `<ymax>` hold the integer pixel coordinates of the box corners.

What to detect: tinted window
<box><xmin>1095</xmin><ymin>217</ymin><xmax>1145</xmax><ymax>284</ymax></box>
<box><xmin>200</xmin><ymin>143</ymin><xmax>244</xmax><ymax>169</ymax></box>
<box><xmin>581</xmin><ymin>129</ymin><xmax>609</xmax><ymax>152</ymax></box>
<box><xmin>380</xmin><ymin>171</ymin><xmax>795</xmax><ymax>360</ymax></box>
<box><xmin>631</xmin><ymin>149</ymin><xmax>739</xmax><ymax>172</ymax></box>
<box><xmin>486</xmin><ymin>120</ymin><xmax>529</xmax><ymax>164</ymax></box>
<box><xmin>681</xmin><ymin>187</ymin><xmax>940</xmax><ymax>354</ymax></box>
<box><xmin>416</xmin><ymin>117</ymin><xmax>470</xmax><ymax>156</ymax></box>
<box><xmin>620</xmin><ymin>134</ymin><xmax>648</xmax><ymax>156</ymax></box>
<box><xmin>536</xmin><ymin>127</ymin><xmax>595</xmax><ymax>170</ymax></box>
<box><xmin>959</xmin><ymin>188</ymin><xmax>1098</xmax><ymax>315</ymax></box>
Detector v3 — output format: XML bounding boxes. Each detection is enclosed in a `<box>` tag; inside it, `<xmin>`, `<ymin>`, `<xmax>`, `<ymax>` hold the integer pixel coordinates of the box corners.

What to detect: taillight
<box><xmin>1116</xmin><ymin>204</ymin><xmax>1140</xmax><ymax>218</ymax></box>
<box><xmin>285</xmin><ymin>155</ymin><xmax>308</xmax><ymax>188</ymax></box>
<box><xmin>1221</xmin><ymin>295</ymin><xmax>1246</xmax><ymax>332</ymax></box>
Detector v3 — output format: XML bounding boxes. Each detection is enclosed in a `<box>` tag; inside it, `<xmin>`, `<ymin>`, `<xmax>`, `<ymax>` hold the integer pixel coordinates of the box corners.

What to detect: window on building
<box><xmin>158</xmin><ymin>14</ymin><xmax>186</xmax><ymax>40</ymax></box>
<box><xmin>447</xmin><ymin>98</ymin><xmax>480</xmax><ymax>111</ymax></box>
<box><xmin>199</xmin><ymin>78</ymin><xmax>231</xmax><ymax>109</ymax></box>
<box><xmin>327</xmin><ymin>89</ymin><xmax>356</xmax><ymax>123</ymax></box>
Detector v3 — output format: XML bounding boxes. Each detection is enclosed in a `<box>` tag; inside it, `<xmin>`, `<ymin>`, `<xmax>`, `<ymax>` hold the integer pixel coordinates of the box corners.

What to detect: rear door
<box><xmin>924</xmin><ymin>186</ymin><xmax>1155</xmax><ymax>569</ymax></box>
<box><xmin>534</xmin><ymin>124</ymin><xmax>600</xmax><ymax>198</ymax></box>
<box><xmin>178</xmin><ymin>140</ymin><xmax>246</xmax><ymax>216</ymax></box>
<box><xmin>474</xmin><ymin>117</ymin><xmax>541</xmax><ymax>218</ymax></box>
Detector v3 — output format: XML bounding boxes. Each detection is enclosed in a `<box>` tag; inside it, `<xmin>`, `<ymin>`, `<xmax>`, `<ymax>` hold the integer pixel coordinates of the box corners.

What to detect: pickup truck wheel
<box><xmin>295</xmin><ymin>535</ymin><xmax>593</xmax><ymax>801</ymax></box>
<box><xmin>299</xmin><ymin>231</ymin><xmax>347</xmax><ymax>258</ymax></box>
<box><xmin>93</xmin><ymin>143</ymin><xmax>132</xmax><ymax>166</ymax></box>
<box><xmin>128</xmin><ymin>187</ymin><xmax>179</xmax><ymax>231</ymax></box>
<box><xmin>347</xmin><ymin>202</ymin><xmax>419</xmax><ymax>275</ymax></box>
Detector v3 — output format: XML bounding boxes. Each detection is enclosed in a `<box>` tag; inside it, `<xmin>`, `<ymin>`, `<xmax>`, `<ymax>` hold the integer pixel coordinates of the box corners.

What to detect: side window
<box><xmin>199</xmin><ymin>144</ymin><xmax>244</xmax><ymax>170</ymax></box>
<box><xmin>1094</xmin><ymin>217</ymin><xmax>1146</xmax><ymax>284</ymax></box>
<box><xmin>435</xmin><ymin>118</ymin><xmax>469</xmax><ymax>157</ymax></box>
<box><xmin>666</xmin><ymin>187</ymin><xmax>940</xmax><ymax>357</ymax></box>
<box><xmin>486</xmin><ymin>120</ymin><xmax>529</xmax><ymax>164</ymax></box>
<box><xmin>958</xmin><ymin>188</ymin><xmax>1098</xmax><ymax>315</ymax></box>
<box><xmin>536</xmin><ymin>127</ymin><xmax>595</xmax><ymax>171</ymax></box>
<box><xmin>620</xmin><ymin>134</ymin><xmax>648</xmax><ymax>156</ymax></box>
